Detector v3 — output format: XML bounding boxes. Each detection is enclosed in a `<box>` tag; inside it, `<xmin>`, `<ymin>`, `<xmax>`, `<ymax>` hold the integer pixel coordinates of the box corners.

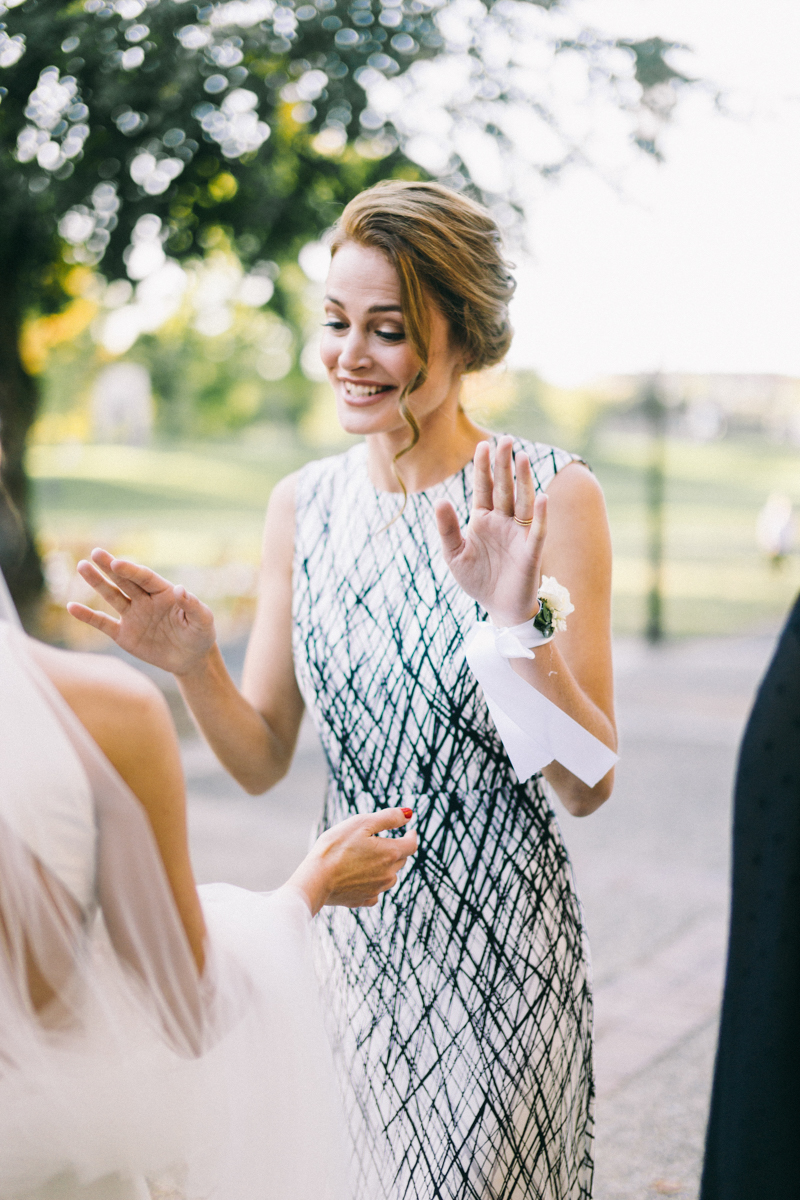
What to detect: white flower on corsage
<box><xmin>534</xmin><ymin>576</ymin><xmax>575</xmax><ymax>638</ymax></box>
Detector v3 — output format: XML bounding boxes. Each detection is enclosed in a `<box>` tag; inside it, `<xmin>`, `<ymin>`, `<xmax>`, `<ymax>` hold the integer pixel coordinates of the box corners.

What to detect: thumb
<box><xmin>174</xmin><ymin>585</ymin><xmax>209</xmax><ymax>617</ymax></box>
<box><xmin>365</xmin><ymin>806</ymin><xmax>414</xmax><ymax>835</ymax></box>
<box><xmin>434</xmin><ymin>499</ymin><xmax>464</xmax><ymax>562</ymax></box>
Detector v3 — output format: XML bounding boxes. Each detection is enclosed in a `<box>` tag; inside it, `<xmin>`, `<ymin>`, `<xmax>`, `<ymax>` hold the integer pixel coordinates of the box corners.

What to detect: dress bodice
<box><xmin>0</xmin><ymin>622</ymin><xmax>96</xmax><ymax>912</ymax></box>
<box><xmin>292</xmin><ymin>435</ymin><xmax>579</xmax><ymax>800</ymax></box>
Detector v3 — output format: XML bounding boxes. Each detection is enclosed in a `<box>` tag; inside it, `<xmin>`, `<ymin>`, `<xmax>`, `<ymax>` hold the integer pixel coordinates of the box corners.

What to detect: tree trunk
<box><xmin>0</xmin><ymin>285</ymin><xmax>44</xmax><ymax>628</ymax></box>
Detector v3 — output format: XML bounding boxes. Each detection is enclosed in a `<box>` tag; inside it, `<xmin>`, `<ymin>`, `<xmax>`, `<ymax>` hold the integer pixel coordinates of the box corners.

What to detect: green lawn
<box><xmin>30</xmin><ymin>423</ymin><xmax>800</xmax><ymax>642</ymax></box>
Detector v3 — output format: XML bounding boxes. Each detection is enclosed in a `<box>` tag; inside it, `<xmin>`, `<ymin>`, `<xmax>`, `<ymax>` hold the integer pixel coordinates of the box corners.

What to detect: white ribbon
<box><xmin>493</xmin><ymin>617</ymin><xmax>554</xmax><ymax>659</ymax></box>
<box><xmin>464</xmin><ymin>621</ymin><xmax>619</xmax><ymax>787</ymax></box>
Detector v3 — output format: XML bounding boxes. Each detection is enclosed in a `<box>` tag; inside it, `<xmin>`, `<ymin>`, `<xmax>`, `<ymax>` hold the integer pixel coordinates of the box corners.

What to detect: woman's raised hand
<box><xmin>67</xmin><ymin>548</ymin><xmax>217</xmax><ymax>676</ymax></box>
<box><xmin>289</xmin><ymin>809</ymin><xmax>419</xmax><ymax>916</ymax></box>
<box><xmin>434</xmin><ymin>437</ymin><xmax>547</xmax><ymax>627</ymax></box>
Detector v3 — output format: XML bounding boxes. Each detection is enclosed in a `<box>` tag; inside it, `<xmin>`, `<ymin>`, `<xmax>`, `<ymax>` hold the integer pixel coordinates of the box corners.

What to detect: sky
<box><xmin>506</xmin><ymin>0</ymin><xmax>800</xmax><ymax>385</ymax></box>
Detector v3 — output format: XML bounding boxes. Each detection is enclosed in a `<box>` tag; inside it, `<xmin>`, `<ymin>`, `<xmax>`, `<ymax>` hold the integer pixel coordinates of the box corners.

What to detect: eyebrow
<box><xmin>325</xmin><ymin>296</ymin><xmax>403</xmax><ymax>314</ymax></box>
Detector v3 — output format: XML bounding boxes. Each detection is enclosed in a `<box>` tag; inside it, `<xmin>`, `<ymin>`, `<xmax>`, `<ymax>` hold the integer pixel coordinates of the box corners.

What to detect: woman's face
<box><xmin>320</xmin><ymin>241</ymin><xmax>464</xmax><ymax>438</ymax></box>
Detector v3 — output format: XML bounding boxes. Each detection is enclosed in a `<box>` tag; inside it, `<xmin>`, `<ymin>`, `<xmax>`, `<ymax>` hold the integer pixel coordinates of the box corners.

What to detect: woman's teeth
<box><xmin>343</xmin><ymin>382</ymin><xmax>391</xmax><ymax>397</ymax></box>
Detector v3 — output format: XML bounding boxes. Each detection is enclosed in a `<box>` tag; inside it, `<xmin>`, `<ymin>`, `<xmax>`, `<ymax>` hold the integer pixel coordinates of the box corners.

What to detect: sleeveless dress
<box><xmin>0</xmin><ymin>589</ymin><xmax>347</xmax><ymax>1199</ymax></box>
<box><xmin>292</xmin><ymin>434</ymin><xmax>594</xmax><ymax>1200</ymax></box>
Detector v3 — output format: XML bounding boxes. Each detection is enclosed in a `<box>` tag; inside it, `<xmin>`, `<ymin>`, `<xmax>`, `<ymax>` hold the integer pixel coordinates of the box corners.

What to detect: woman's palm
<box><xmin>434</xmin><ymin>438</ymin><xmax>546</xmax><ymax>628</ymax></box>
<box><xmin>68</xmin><ymin>549</ymin><xmax>216</xmax><ymax>675</ymax></box>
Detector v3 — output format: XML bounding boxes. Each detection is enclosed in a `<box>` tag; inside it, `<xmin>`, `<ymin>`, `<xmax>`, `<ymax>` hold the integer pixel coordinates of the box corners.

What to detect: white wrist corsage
<box><xmin>491</xmin><ymin>576</ymin><xmax>574</xmax><ymax>661</ymax></box>
<box><xmin>534</xmin><ymin>576</ymin><xmax>575</xmax><ymax>638</ymax></box>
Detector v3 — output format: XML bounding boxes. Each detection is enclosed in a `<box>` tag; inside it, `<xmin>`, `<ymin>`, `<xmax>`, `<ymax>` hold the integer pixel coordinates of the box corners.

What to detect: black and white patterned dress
<box><xmin>292</xmin><ymin>435</ymin><xmax>594</xmax><ymax>1200</ymax></box>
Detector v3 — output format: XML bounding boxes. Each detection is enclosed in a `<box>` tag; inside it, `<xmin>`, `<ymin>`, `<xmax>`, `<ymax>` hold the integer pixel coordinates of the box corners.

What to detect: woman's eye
<box><xmin>322</xmin><ymin>320</ymin><xmax>347</xmax><ymax>331</ymax></box>
<box><xmin>376</xmin><ymin>329</ymin><xmax>404</xmax><ymax>342</ymax></box>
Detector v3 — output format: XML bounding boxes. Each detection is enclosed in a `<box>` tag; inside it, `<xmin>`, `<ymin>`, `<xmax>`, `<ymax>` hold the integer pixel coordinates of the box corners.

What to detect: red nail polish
<box><xmin>401</xmin><ymin>807</ymin><xmax>413</xmax><ymax>819</ymax></box>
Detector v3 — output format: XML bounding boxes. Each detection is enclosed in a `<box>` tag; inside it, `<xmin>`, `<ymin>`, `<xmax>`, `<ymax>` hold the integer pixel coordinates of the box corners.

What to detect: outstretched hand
<box><xmin>67</xmin><ymin>549</ymin><xmax>216</xmax><ymax>676</ymax></box>
<box><xmin>435</xmin><ymin>437</ymin><xmax>547</xmax><ymax>627</ymax></box>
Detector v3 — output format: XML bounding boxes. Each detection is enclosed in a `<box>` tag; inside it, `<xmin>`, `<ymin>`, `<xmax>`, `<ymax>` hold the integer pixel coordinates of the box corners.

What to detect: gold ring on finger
<box><xmin>513</xmin><ymin>514</ymin><xmax>534</xmax><ymax>526</ymax></box>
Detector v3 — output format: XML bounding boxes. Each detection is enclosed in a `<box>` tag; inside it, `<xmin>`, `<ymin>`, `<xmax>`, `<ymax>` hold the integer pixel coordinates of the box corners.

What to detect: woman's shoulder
<box><xmin>27</xmin><ymin>640</ymin><xmax>176</xmax><ymax>771</ymax></box>
<box><xmin>497</xmin><ymin>433</ymin><xmax>585</xmax><ymax>492</ymax></box>
<box><xmin>28</xmin><ymin>639</ymin><xmax>162</xmax><ymax>707</ymax></box>
<box><xmin>28</xmin><ymin>638</ymin><xmax>159</xmax><ymax>700</ymax></box>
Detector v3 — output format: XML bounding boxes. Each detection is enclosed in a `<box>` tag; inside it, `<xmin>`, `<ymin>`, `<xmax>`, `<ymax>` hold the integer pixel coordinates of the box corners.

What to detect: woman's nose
<box><xmin>338</xmin><ymin>328</ymin><xmax>370</xmax><ymax>371</ymax></box>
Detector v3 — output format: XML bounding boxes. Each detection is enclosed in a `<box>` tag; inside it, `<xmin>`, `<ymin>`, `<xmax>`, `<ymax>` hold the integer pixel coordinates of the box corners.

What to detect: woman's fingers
<box><xmin>434</xmin><ymin>499</ymin><xmax>464</xmax><ymax>562</ymax></box>
<box><xmin>66</xmin><ymin>602</ymin><xmax>122</xmax><ymax>640</ymax></box>
<box><xmin>388</xmin><ymin>831</ymin><xmax>419</xmax><ymax>860</ymax></box>
<box><xmin>362</xmin><ymin>809</ymin><xmax>419</xmax><ymax>866</ymax></box>
<box><xmin>492</xmin><ymin>436</ymin><xmax>515</xmax><ymax>515</ymax></box>
<box><xmin>76</xmin><ymin>559</ymin><xmax>132</xmax><ymax>614</ymax></box>
<box><xmin>364</xmin><ymin>807</ymin><xmax>414</xmax><ymax>836</ymax></box>
<box><xmin>86</xmin><ymin>548</ymin><xmax>141</xmax><ymax>599</ymax></box>
<box><xmin>88</xmin><ymin>547</ymin><xmax>117</xmax><ymax>574</ymax></box>
<box><xmin>513</xmin><ymin>453</ymin><xmax>536</xmax><ymax>526</ymax></box>
<box><xmin>526</xmin><ymin>493</ymin><xmax>548</xmax><ymax>563</ymax></box>
<box><xmin>472</xmin><ymin>440</ymin><xmax>494</xmax><ymax>511</ymax></box>
<box><xmin>98</xmin><ymin>552</ymin><xmax>172</xmax><ymax>600</ymax></box>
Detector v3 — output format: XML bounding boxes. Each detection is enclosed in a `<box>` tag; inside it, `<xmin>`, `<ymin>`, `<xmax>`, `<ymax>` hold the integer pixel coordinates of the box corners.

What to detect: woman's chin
<box><xmin>335</xmin><ymin>399</ymin><xmax>400</xmax><ymax>437</ymax></box>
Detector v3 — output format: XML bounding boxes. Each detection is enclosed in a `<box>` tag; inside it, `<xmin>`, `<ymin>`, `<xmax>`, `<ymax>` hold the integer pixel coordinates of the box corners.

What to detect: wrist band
<box><xmin>491</xmin><ymin>618</ymin><xmax>555</xmax><ymax>661</ymax></box>
<box><xmin>465</xmin><ymin>576</ymin><xmax>618</xmax><ymax>786</ymax></box>
<box><xmin>489</xmin><ymin>574</ymin><xmax>573</xmax><ymax>660</ymax></box>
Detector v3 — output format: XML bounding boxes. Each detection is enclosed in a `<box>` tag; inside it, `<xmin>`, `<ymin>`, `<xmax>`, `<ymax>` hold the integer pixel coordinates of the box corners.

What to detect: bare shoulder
<box><xmin>28</xmin><ymin>639</ymin><xmax>165</xmax><ymax>714</ymax></box>
<box><xmin>260</xmin><ymin>470</ymin><xmax>299</xmax><ymax>574</ymax></box>
<box><xmin>262</xmin><ymin>470</ymin><xmax>298</xmax><ymax>532</ymax></box>
<box><xmin>267</xmin><ymin>469</ymin><xmax>298</xmax><ymax>514</ymax></box>
<box><xmin>27</xmin><ymin>640</ymin><xmax>178</xmax><ymax>777</ymax></box>
<box><xmin>541</xmin><ymin>460</ymin><xmax>611</xmax><ymax>585</ymax></box>
<box><xmin>546</xmin><ymin>460</ymin><xmax>606</xmax><ymax>512</ymax></box>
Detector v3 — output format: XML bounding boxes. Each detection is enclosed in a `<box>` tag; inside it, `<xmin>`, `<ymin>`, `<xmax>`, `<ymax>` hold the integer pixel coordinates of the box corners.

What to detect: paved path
<box><xmin>174</xmin><ymin>632</ymin><xmax>778</xmax><ymax>1200</ymax></box>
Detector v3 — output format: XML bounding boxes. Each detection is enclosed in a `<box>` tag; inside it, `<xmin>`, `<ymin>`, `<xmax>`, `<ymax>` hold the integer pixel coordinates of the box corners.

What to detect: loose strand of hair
<box><xmin>377</xmin><ymin>385</ymin><xmax>421</xmax><ymax>533</ymax></box>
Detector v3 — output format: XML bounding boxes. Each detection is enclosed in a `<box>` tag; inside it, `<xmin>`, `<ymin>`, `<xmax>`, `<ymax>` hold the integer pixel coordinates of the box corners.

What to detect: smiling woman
<box><xmin>70</xmin><ymin>180</ymin><xmax>616</xmax><ymax>1200</ymax></box>
<box><xmin>322</xmin><ymin>180</ymin><xmax>515</xmax><ymax>500</ymax></box>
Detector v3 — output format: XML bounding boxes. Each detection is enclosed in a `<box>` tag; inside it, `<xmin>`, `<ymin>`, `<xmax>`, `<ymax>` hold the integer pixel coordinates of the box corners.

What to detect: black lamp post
<box><xmin>642</xmin><ymin>378</ymin><xmax>667</xmax><ymax>643</ymax></box>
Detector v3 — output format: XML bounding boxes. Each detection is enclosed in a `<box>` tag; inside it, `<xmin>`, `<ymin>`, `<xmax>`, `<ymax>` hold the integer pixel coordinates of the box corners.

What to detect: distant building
<box><xmin>592</xmin><ymin>373</ymin><xmax>800</xmax><ymax>442</ymax></box>
<box><xmin>91</xmin><ymin>362</ymin><xmax>153</xmax><ymax>444</ymax></box>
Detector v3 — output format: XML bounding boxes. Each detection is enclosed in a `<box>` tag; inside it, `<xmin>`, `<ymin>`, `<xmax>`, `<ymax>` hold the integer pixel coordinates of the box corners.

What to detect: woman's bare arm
<box><xmin>525</xmin><ymin>463</ymin><xmax>616</xmax><ymax>816</ymax></box>
<box><xmin>436</xmin><ymin>441</ymin><xmax>616</xmax><ymax>819</ymax></box>
<box><xmin>174</xmin><ymin>474</ymin><xmax>304</xmax><ymax>793</ymax></box>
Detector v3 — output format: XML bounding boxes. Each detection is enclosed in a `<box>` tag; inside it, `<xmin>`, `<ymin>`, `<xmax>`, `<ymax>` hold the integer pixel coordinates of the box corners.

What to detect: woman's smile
<box><xmin>339</xmin><ymin>378</ymin><xmax>397</xmax><ymax>404</ymax></box>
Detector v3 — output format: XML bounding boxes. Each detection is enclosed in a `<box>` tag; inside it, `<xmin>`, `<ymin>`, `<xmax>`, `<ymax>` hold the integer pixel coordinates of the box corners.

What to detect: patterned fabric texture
<box><xmin>292</xmin><ymin>435</ymin><xmax>594</xmax><ymax>1200</ymax></box>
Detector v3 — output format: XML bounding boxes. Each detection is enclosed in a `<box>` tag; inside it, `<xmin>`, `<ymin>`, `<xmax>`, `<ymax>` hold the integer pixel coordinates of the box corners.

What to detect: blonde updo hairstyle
<box><xmin>329</xmin><ymin>180</ymin><xmax>515</xmax><ymax>495</ymax></box>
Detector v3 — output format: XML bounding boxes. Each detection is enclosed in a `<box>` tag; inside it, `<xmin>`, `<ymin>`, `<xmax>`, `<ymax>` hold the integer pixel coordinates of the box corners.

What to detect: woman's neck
<box><xmin>365</xmin><ymin>402</ymin><xmax>488</xmax><ymax>495</ymax></box>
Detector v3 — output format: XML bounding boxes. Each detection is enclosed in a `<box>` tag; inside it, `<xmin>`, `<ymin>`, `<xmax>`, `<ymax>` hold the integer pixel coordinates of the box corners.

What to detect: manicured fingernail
<box><xmin>401</xmin><ymin>807</ymin><xmax>413</xmax><ymax>819</ymax></box>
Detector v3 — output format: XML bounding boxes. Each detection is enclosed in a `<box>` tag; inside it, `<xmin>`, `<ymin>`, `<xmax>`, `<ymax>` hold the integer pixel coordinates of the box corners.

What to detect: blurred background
<box><xmin>1</xmin><ymin>0</ymin><xmax>798</xmax><ymax>1197</ymax></box>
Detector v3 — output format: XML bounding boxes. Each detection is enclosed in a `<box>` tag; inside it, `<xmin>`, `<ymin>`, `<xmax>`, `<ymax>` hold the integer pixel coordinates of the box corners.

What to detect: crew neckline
<box><xmin>359</xmin><ymin>434</ymin><xmax>497</xmax><ymax>499</ymax></box>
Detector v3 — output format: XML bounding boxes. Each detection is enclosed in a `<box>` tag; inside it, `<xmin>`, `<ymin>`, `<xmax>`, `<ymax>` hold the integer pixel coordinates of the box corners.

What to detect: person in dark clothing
<box><xmin>701</xmin><ymin>594</ymin><xmax>800</xmax><ymax>1199</ymax></box>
